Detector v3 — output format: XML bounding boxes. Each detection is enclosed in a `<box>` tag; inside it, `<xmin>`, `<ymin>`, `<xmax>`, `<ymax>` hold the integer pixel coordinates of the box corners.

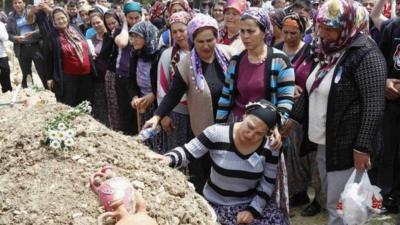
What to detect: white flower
<box><xmin>65</xmin><ymin>129</ymin><xmax>76</xmax><ymax>138</ymax></box>
<box><xmin>64</xmin><ymin>138</ymin><xmax>75</xmax><ymax>147</ymax></box>
<box><xmin>86</xmin><ymin>105</ymin><xmax>92</xmax><ymax>113</ymax></box>
<box><xmin>50</xmin><ymin>140</ymin><xmax>61</xmax><ymax>149</ymax></box>
<box><xmin>56</xmin><ymin>131</ymin><xmax>66</xmax><ymax>141</ymax></box>
<box><xmin>48</xmin><ymin>130</ymin><xmax>58</xmax><ymax>139</ymax></box>
<box><xmin>57</xmin><ymin>123</ymin><xmax>67</xmax><ymax>130</ymax></box>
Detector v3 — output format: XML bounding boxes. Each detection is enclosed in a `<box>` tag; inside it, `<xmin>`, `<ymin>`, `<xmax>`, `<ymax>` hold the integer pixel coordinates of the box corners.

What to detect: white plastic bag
<box><xmin>336</xmin><ymin>169</ymin><xmax>383</xmax><ymax>225</ymax></box>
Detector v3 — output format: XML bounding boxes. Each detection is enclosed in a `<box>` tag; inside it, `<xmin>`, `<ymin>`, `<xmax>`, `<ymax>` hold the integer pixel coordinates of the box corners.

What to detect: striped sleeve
<box><xmin>216</xmin><ymin>57</ymin><xmax>239</xmax><ymax>123</ymax></box>
<box><xmin>247</xmin><ymin>148</ymin><xmax>279</xmax><ymax>218</ymax></box>
<box><xmin>165</xmin><ymin>125</ymin><xmax>217</xmax><ymax>168</ymax></box>
<box><xmin>272</xmin><ymin>50</ymin><xmax>295</xmax><ymax>123</ymax></box>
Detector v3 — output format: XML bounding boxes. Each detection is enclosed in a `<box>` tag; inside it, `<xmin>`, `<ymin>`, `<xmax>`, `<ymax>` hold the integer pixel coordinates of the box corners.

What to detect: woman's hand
<box><xmin>131</xmin><ymin>94</ymin><xmax>155</xmax><ymax>113</ymax></box>
<box><xmin>280</xmin><ymin>118</ymin><xmax>296</xmax><ymax>139</ymax></box>
<box><xmin>146</xmin><ymin>151</ymin><xmax>171</xmax><ymax>165</ymax></box>
<box><xmin>47</xmin><ymin>79</ymin><xmax>54</xmax><ymax>91</ymax></box>
<box><xmin>236</xmin><ymin>210</ymin><xmax>254</xmax><ymax>224</ymax></box>
<box><xmin>270</xmin><ymin>127</ymin><xmax>282</xmax><ymax>150</ymax></box>
<box><xmin>294</xmin><ymin>85</ymin><xmax>303</xmax><ymax>100</ymax></box>
<box><xmin>160</xmin><ymin>116</ymin><xmax>175</xmax><ymax>134</ymax></box>
<box><xmin>143</xmin><ymin>115</ymin><xmax>161</xmax><ymax>130</ymax></box>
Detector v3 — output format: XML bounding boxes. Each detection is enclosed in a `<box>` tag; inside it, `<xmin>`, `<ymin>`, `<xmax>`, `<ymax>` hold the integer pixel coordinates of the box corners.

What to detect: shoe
<box><xmin>301</xmin><ymin>199</ymin><xmax>321</xmax><ymax>217</ymax></box>
<box><xmin>382</xmin><ymin>196</ymin><xmax>399</xmax><ymax>214</ymax></box>
<box><xmin>289</xmin><ymin>191</ymin><xmax>310</xmax><ymax>207</ymax></box>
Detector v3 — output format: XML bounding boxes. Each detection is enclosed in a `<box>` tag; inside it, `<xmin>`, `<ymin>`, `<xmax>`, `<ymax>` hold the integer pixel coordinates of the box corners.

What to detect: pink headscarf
<box><xmin>224</xmin><ymin>0</ymin><xmax>248</xmax><ymax>14</ymax></box>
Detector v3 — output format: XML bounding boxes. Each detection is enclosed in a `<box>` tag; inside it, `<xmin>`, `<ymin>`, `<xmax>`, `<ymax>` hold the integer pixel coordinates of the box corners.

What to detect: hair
<box><xmin>67</xmin><ymin>0</ymin><xmax>78</xmax><ymax>8</ymax></box>
<box><xmin>193</xmin><ymin>27</ymin><xmax>218</xmax><ymax>41</ymax></box>
<box><xmin>90</xmin><ymin>11</ymin><xmax>104</xmax><ymax>22</ymax></box>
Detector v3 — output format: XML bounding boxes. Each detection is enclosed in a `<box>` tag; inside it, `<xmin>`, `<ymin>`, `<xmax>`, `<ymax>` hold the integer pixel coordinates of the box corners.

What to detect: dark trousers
<box><xmin>59</xmin><ymin>74</ymin><xmax>94</xmax><ymax>107</ymax></box>
<box><xmin>378</xmin><ymin>101</ymin><xmax>400</xmax><ymax>202</ymax></box>
<box><xmin>0</xmin><ymin>57</ymin><xmax>11</xmax><ymax>93</ymax></box>
<box><xmin>188</xmin><ymin>153</ymin><xmax>212</xmax><ymax>194</ymax></box>
<box><xmin>115</xmin><ymin>75</ymin><xmax>138</xmax><ymax>135</ymax></box>
<box><xmin>17</xmin><ymin>43</ymin><xmax>48</xmax><ymax>88</ymax></box>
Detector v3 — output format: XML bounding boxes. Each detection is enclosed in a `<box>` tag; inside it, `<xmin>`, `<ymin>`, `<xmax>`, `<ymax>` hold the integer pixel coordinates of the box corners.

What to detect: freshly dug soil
<box><xmin>0</xmin><ymin>89</ymin><xmax>218</xmax><ymax>225</ymax></box>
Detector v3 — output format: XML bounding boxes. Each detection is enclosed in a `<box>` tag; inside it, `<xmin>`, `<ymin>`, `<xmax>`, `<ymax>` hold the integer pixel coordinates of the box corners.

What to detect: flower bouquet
<box><xmin>45</xmin><ymin>101</ymin><xmax>92</xmax><ymax>150</ymax></box>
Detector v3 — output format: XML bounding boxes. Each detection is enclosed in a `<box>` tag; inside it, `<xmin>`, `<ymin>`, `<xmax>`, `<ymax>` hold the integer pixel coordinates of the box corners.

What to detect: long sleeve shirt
<box><xmin>0</xmin><ymin>22</ymin><xmax>9</xmax><ymax>58</ymax></box>
<box><xmin>165</xmin><ymin>124</ymin><xmax>279</xmax><ymax>218</ymax></box>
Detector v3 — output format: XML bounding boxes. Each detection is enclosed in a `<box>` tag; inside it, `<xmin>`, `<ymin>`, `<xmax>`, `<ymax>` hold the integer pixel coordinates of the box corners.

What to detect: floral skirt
<box><xmin>210</xmin><ymin>201</ymin><xmax>289</xmax><ymax>225</ymax></box>
<box><xmin>160</xmin><ymin>111</ymin><xmax>194</xmax><ymax>154</ymax></box>
<box><xmin>104</xmin><ymin>70</ymin><xmax>122</xmax><ymax>131</ymax></box>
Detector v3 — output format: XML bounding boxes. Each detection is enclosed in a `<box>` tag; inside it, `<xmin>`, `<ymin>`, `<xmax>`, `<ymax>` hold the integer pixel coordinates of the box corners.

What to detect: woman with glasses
<box><xmin>149</xmin><ymin>100</ymin><xmax>290</xmax><ymax>225</ymax></box>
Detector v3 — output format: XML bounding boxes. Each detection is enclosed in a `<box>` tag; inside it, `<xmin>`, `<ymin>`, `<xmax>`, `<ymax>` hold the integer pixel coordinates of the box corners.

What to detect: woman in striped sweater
<box><xmin>149</xmin><ymin>100</ymin><xmax>289</xmax><ymax>225</ymax></box>
<box><xmin>215</xmin><ymin>7</ymin><xmax>295</xmax><ymax>127</ymax></box>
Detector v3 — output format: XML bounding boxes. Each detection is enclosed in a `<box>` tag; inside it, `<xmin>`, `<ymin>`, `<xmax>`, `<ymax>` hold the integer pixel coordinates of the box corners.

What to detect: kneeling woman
<box><xmin>151</xmin><ymin>100</ymin><xmax>289</xmax><ymax>225</ymax></box>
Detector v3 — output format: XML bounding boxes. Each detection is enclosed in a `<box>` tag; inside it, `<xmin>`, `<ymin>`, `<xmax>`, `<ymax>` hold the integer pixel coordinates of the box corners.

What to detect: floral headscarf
<box><xmin>168</xmin><ymin>0</ymin><xmax>191</xmax><ymax>14</ymax></box>
<box><xmin>150</xmin><ymin>1</ymin><xmax>165</xmax><ymax>20</ymax></box>
<box><xmin>187</xmin><ymin>14</ymin><xmax>229</xmax><ymax>91</ymax></box>
<box><xmin>224</xmin><ymin>0</ymin><xmax>248</xmax><ymax>14</ymax></box>
<box><xmin>52</xmin><ymin>7</ymin><xmax>85</xmax><ymax>64</ymax></box>
<box><xmin>309</xmin><ymin>0</ymin><xmax>358</xmax><ymax>94</ymax></box>
<box><xmin>241</xmin><ymin>7</ymin><xmax>274</xmax><ymax>45</ymax></box>
<box><xmin>169</xmin><ymin>11</ymin><xmax>192</xmax><ymax>26</ymax></box>
<box><xmin>316</xmin><ymin>0</ymin><xmax>357</xmax><ymax>55</ymax></box>
<box><xmin>129</xmin><ymin>21</ymin><xmax>159</xmax><ymax>56</ymax></box>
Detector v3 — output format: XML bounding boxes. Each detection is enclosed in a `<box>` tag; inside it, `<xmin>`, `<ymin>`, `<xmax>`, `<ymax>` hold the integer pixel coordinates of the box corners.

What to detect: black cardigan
<box><xmin>291</xmin><ymin>34</ymin><xmax>387</xmax><ymax>172</ymax></box>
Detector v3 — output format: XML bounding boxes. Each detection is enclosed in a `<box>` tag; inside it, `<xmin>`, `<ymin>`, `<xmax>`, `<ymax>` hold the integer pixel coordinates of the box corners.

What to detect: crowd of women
<box><xmin>3</xmin><ymin>0</ymin><xmax>400</xmax><ymax>224</ymax></box>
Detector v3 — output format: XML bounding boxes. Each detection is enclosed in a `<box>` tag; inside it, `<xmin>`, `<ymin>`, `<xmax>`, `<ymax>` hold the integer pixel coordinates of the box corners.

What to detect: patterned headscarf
<box><xmin>282</xmin><ymin>13</ymin><xmax>307</xmax><ymax>34</ymax></box>
<box><xmin>168</xmin><ymin>0</ymin><xmax>191</xmax><ymax>14</ymax></box>
<box><xmin>187</xmin><ymin>14</ymin><xmax>229</xmax><ymax>91</ymax></box>
<box><xmin>241</xmin><ymin>7</ymin><xmax>274</xmax><ymax>45</ymax></box>
<box><xmin>316</xmin><ymin>0</ymin><xmax>357</xmax><ymax>55</ymax></box>
<box><xmin>52</xmin><ymin>7</ymin><xmax>85</xmax><ymax>64</ymax></box>
<box><xmin>150</xmin><ymin>1</ymin><xmax>165</xmax><ymax>20</ymax></box>
<box><xmin>269</xmin><ymin>9</ymin><xmax>287</xmax><ymax>29</ymax></box>
<box><xmin>129</xmin><ymin>21</ymin><xmax>159</xmax><ymax>56</ymax></box>
<box><xmin>224</xmin><ymin>0</ymin><xmax>248</xmax><ymax>14</ymax></box>
<box><xmin>169</xmin><ymin>11</ymin><xmax>192</xmax><ymax>25</ymax></box>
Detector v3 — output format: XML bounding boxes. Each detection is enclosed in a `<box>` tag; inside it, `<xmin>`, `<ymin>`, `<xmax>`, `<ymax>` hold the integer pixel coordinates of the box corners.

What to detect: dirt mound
<box><xmin>0</xmin><ymin>89</ymin><xmax>218</xmax><ymax>225</ymax></box>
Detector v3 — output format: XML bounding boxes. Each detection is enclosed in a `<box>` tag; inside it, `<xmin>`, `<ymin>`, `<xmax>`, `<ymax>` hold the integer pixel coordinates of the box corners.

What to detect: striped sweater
<box><xmin>165</xmin><ymin>124</ymin><xmax>279</xmax><ymax>218</ymax></box>
<box><xmin>216</xmin><ymin>47</ymin><xmax>295</xmax><ymax>123</ymax></box>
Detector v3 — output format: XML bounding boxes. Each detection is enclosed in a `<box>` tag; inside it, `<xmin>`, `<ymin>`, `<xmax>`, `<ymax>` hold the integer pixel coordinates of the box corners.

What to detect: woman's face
<box><xmin>224</xmin><ymin>8</ymin><xmax>241</xmax><ymax>30</ymax></box>
<box><xmin>240</xmin><ymin>18</ymin><xmax>265</xmax><ymax>51</ymax></box>
<box><xmin>126</xmin><ymin>11</ymin><xmax>142</xmax><ymax>27</ymax></box>
<box><xmin>212</xmin><ymin>4</ymin><xmax>224</xmax><ymax>22</ymax></box>
<box><xmin>171</xmin><ymin>22</ymin><xmax>188</xmax><ymax>48</ymax></box>
<box><xmin>171</xmin><ymin>3</ymin><xmax>185</xmax><ymax>14</ymax></box>
<box><xmin>238</xmin><ymin>114</ymin><xmax>269</xmax><ymax>145</ymax></box>
<box><xmin>317</xmin><ymin>23</ymin><xmax>340</xmax><ymax>45</ymax></box>
<box><xmin>193</xmin><ymin>28</ymin><xmax>217</xmax><ymax>61</ymax></box>
<box><xmin>143</xmin><ymin>8</ymin><xmax>150</xmax><ymax>21</ymax></box>
<box><xmin>131</xmin><ymin>33</ymin><xmax>146</xmax><ymax>50</ymax></box>
<box><xmin>91</xmin><ymin>16</ymin><xmax>106</xmax><ymax>33</ymax></box>
<box><xmin>282</xmin><ymin>25</ymin><xmax>302</xmax><ymax>47</ymax></box>
<box><xmin>53</xmin><ymin>11</ymin><xmax>69</xmax><ymax>30</ymax></box>
<box><xmin>105</xmin><ymin>14</ymin><xmax>119</xmax><ymax>31</ymax></box>
<box><xmin>79</xmin><ymin>10</ymin><xmax>90</xmax><ymax>24</ymax></box>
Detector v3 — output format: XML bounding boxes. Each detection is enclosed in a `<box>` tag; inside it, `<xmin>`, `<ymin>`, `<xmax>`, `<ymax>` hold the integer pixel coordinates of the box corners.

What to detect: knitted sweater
<box><xmin>165</xmin><ymin>124</ymin><xmax>279</xmax><ymax>218</ymax></box>
<box><xmin>216</xmin><ymin>47</ymin><xmax>295</xmax><ymax>124</ymax></box>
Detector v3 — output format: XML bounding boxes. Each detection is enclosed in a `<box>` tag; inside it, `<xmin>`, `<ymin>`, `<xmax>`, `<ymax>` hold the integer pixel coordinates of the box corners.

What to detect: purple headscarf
<box><xmin>187</xmin><ymin>14</ymin><xmax>229</xmax><ymax>91</ymax></box>
<box><xmin>241</xmin><ymin>7</ymin><xmax>274</xmax><ymax>45</ymax></box>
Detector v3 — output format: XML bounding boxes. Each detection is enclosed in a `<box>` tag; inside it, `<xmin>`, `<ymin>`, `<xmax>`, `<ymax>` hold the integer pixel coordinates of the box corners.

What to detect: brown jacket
<box><xmin>176</xmin><ymin>44</ymin><xmax>234</xmax><ymax>136</ymax></box>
